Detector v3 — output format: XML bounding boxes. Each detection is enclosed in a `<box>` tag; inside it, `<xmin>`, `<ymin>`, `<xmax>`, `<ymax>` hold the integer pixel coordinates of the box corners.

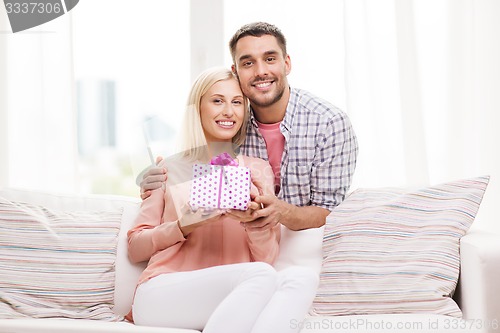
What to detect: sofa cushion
<box><xmin>273</xmin><ymin>225</ymin><xmax>324</xmax><ymax>274</ymax></box>
<box><xmin>0</xmin><ymin>195</ymin><xmax>122</xmax><ymax>320</ymax></box>
<box><xmin>0</xmin><ymin>188</ymin><xmax>145</xmax><ymax>317</ymax></box>
<box><xmin>114</xmin><ymin>202</ymin><xmax>147</xmax><ymax>316</ymax></box>
<box><xmin>310</xmin><ymin>176</ymin><xmax>489</xmax><ymax>317</ymax></box>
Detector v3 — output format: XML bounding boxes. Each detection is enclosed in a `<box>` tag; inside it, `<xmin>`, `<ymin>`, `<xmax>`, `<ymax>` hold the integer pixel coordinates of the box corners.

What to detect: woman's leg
<box><xmin>251</xmin><ymin>266</ymin><xmax>320</xmax><ymax>333</ymax></box>
<box><xmin>132</xmin><ymin>262</ymin><xmax>277</xmax><ymax>333</ymax></box>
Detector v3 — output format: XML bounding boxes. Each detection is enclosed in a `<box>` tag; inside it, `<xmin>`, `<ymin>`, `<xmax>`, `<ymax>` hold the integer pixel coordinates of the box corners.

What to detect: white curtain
<box><xmin>344</xmin><ymin>0</ymin><xmax>500</xmax><ymax>231</ymax></box>
<box><xmin>0</xmin><ymin>13</ymin><xmax>77</xmax><ymax>192</ymax></box>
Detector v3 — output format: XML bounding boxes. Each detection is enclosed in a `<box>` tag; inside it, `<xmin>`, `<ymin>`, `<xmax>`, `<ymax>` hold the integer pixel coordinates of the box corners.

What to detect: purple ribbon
<box><xmin>210</xmin><ymin>152</ymin><xmax>238</xmax><ymax>166</ymax></box>
<box><xmin>209</xmin><ymin>153</ymin><xmax>237</xmax><ymax>209</ymax></box>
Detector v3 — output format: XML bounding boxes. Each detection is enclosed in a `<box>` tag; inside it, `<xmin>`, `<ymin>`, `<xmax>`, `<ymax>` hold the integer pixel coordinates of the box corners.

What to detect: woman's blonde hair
<box><xmin>179</xmin><ymin>67</ymin><xmax>249</xmax><ymax>161</ymax></box>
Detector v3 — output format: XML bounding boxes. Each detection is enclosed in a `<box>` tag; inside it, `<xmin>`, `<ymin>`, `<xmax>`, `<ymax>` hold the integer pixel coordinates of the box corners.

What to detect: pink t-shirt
<box><xmin>256</xmin><ymin>121</ymin><xmax>285</xmax><ymax>194</ymax></box>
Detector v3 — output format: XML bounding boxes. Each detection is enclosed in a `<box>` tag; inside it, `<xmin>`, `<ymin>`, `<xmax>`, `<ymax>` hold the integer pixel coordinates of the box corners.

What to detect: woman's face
<box><xmin>200</xmin><ymin>78</ymin><xmax>246</xmax><ymax>143</ymax></box>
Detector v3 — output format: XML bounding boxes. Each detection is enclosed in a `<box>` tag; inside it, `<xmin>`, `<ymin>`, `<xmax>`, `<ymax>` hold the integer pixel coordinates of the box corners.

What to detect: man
<box><xmin>140</xmin><ymin>22</ymin><xmax>358</xmax><ymax>231</ymax></box>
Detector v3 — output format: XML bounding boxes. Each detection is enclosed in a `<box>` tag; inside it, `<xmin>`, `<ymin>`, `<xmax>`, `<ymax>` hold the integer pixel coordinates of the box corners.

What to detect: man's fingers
<box><xmin>242</xmin><ymin>217</ymin><xmax>278</xmax><ymax>231</ymax></box>
<box><xmin>250</xmin><ymin>195</ymin><xmax>276</xmax><ymax>218</ymax></box>
<box><xmin>250</xmin><ymin>175</ymin><xmax>265</xmax><ymax>196</ymax></box>
<box><xmin>254</xmin><ymin>194</ymin><xmax>275</xmax><ymax>206</ymax></box>
<box><xmin>143</xmin><ymin>167</ymin><xmax>167</xmax><ymax>179</ymax></box>
<box><xmin>155</xmin><ymin>156</ymin><xmax>164</xmax><ymax>165</ymax></box>
<box><xmin>140</xmin><ymin>174</ymin><xmax>167</xmax><ymax>190</ymax></box>
<box><xmin>246</xmin><ymin>201</ymin><xmax>261</xmax><ymax>210</ymax></box>
<box><xmin>140</xmin><ymin>190</ymin><xmax>152</xmax><ymax>200</ymax></box>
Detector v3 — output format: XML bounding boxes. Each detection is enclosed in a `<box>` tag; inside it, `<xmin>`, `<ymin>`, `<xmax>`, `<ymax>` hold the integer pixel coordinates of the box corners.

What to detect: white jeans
<box><xmin>132</xmin><ymin>262</ymin><xmax>318</xmax><ymax>333</ymax></box>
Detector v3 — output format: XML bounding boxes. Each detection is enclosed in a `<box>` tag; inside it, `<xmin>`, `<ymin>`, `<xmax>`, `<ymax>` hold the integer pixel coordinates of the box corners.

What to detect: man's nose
<box><xmin>254</xmin><ymin>60</ymin><xmax>269</xmax><ymax>77</ymax></box>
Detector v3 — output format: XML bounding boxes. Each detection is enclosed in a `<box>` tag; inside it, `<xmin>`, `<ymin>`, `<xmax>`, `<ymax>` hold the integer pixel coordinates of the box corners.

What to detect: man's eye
<box><xmin>266</xmin><ymin>57</ymin><xmax>275</xmax><ymax>62</ymax></box>
<box><xmin>242</xmin><ymin>61</ymin><xmax>253</xmax><ymax>67</ymax></box>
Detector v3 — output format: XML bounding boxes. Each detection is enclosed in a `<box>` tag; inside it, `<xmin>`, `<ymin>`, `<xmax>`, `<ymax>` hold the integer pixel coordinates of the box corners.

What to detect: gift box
<box><xmin>189</xmin><ymin>153</ymin><xmax>251</xmax><ymax>211</ymax></box>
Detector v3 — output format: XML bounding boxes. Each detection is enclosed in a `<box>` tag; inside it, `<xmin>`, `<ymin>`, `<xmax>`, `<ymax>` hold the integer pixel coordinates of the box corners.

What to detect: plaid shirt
<box><xmin>240</xmin><ymin>87</ymin><xmax>358</xmax><ymax>210</ymax></box>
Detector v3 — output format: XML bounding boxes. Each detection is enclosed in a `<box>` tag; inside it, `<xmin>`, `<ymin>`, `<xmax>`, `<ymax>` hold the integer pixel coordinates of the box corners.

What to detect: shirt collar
<box><xmin>280</xmin><ymin>87</ymin><xmax>298</xmax><ymax>133</ymax></box>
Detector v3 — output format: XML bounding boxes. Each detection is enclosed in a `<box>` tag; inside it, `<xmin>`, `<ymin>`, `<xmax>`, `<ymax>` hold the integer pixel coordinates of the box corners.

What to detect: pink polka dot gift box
<box><xmin>189</xmin><ymin>153</ymin><xmax>251</xmax><ymax>211</ymax></box>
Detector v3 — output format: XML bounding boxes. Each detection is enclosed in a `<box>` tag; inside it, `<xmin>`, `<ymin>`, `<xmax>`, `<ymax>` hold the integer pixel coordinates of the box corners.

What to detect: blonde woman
<box><xmin>127</xmin><ymin>67</ymin><xmax>318</xmax><ymax>333</ymax></box>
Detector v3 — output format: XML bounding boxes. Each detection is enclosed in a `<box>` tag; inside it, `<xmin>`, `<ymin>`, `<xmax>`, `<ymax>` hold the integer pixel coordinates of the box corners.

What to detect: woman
<box><xmin>127</xmin><ymin>67</ymin><xmax>317</xmax><ymax>333</ymax></box>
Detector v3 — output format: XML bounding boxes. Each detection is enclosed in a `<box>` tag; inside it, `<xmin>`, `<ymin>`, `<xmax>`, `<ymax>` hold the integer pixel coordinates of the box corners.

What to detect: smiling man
<box><xmin>140</xmin><ymin>22</ymin><xmax>358</xmax><ymax>231</ymax></box>
<box><xmin>224</xmin><ymin>22</ymin><xmax>359</xmax><ymax>231</ymax></box>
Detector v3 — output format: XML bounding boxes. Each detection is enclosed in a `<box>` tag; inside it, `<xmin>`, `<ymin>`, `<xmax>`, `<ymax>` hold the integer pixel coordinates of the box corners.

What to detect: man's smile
<box><xmin>253</xmin><ymin>80</ymin><xmax>274</xmax><ymax>90</ymax></box>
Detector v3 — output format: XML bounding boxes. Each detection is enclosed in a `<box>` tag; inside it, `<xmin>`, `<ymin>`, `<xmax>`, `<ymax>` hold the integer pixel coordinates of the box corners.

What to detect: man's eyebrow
<box><xmin>237</xmin><ymin>50</ymin><xmax>280</xmax><ymax>63</ymax></box>
<box><xmin>263</xmin><ymin>50</ymin><xmax>280</xmax><ymax>56</ymax></box>
<box><xmin>237</xmin><ymin>54</ymin><xmax>252</xmax><ymax>62</ymax></box>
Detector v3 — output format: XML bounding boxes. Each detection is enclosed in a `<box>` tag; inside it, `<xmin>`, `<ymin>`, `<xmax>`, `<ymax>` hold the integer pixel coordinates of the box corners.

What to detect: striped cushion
<box><xmin>310</xmin><ymin>176</ymin><xmax>489</xmax><ymax>317</ymax></box>
<box><xmin>0</xmin><ymin>196</ymin><xmax>122</xmax><ymax>320</ymax></box>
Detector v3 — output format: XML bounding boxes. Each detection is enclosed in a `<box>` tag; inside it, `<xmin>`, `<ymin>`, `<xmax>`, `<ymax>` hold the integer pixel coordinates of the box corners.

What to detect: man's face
<box><xmin>232</xmin><ymin>35</ymin><xmax>291</xmax><ymax>110</ymax></box>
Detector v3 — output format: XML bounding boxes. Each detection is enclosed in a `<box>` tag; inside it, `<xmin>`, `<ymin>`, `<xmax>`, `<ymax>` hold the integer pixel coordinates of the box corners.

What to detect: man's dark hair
<box><xmin>229</xmin><ymin>22</ymin><xmax>287</xmax><ymax>63</ymax></box>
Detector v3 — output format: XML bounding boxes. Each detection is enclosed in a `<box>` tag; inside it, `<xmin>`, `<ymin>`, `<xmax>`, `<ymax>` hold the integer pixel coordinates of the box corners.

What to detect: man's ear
<box><xmin>285</xmin><ymin>54</ymin><xmax>292</xmax><ymax>76</ymax></box>
<box><xmin>231</xmin><ymin>64</ymin><xmax>238</xmax><ymax>76</ymax></box>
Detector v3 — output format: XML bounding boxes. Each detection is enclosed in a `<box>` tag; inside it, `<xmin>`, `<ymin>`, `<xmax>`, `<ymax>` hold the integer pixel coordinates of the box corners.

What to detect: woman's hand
<box><xmin>177</xmin><ymin>204</ymin><xmax>224</xmax><ymax>237</ymax></box>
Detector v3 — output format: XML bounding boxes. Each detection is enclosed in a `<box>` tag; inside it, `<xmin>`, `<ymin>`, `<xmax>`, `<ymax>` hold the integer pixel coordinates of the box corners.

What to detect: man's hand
<box><xmin>226</xmin><ymin>195</ymin><xmax>292</xmax><ymax>232</ymax></box>
<box><xmin>227</xmin><ymin>195</ymin><xmax>330</xmax><ymax>231</ymax></box>
<box><xmin>140</xmin><ymin>156</ymin><xmax>166</xmax><ymax>200</ymax></box>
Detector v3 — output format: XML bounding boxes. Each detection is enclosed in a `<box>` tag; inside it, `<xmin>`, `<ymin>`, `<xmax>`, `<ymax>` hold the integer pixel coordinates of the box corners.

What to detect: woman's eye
<box><xmin>213</xmin><ymin>99</ymin><xmax>223</xmax><ymax>104</ymax></box>
<box><xmin>232</xmin><ymin>100</ymin><xmax>242</xmax><ymax>105</ymax></box>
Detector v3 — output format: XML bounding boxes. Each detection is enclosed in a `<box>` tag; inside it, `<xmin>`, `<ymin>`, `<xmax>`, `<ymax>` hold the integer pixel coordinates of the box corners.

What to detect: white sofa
<box><xmin>0</xmin><ymin>187</ymin><xmax>499</xmax><ymax>333</ymax></box>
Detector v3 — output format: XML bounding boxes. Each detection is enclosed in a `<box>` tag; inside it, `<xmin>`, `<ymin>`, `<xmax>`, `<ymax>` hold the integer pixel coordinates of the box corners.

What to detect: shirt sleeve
<box><xmin>311</xmin><ymin>112</ymin><xmax>359</xmax><ymax>210</ymax></box>
<box><xmin>243</xmin><ymin>157</ymin><xmax>281</xmax><ymax>264</ymax></box>
<box><xmin>127</xmin><ymin>187</ymin><xmax>186</xmax><ymax>263</ymax></box>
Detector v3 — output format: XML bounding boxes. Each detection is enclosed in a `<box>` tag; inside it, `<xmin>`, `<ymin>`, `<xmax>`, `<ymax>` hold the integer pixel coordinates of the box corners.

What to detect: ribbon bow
<box><xmin>210</xmin><ymin>152</ymin><xmax>238</xmax><ymax>166</ymax></box>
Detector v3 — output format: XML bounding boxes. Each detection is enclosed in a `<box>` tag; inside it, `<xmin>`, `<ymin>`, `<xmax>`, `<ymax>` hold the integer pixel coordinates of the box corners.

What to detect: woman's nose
<box><xmin>222</xmin><ymin>104</ymin><xmax>234</xmax><ymax>117</ymax></box>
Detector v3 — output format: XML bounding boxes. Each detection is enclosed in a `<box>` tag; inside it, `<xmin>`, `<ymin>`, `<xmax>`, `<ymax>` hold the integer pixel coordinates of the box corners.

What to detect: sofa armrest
<box><xmin>457</xmin><ymin>228</ymin><xmax>500</xmax><ymax>324</ymax></box>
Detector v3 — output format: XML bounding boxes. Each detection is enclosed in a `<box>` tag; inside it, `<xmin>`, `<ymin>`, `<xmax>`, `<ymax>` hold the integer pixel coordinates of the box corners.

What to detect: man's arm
<box><xmin>258</xmin><ymin>195</ymin><xmax>330</xmax><ymax>230</ymax></box>
<box><xmin>229</xmin><ymin>195</ymin><xmax>330</xmax><ymax>231</ymax></box>
<box><xmin>229</xmin><ymin>111</ymin><xmax>357</xmax><ymax>230</ymax></box>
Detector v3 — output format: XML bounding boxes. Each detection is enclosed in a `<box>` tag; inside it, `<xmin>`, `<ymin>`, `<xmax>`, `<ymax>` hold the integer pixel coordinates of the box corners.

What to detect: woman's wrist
<box><xmin>177</xmin><ymin>219</ymin><xmax>188</xmax><ymax>238</ymax></box>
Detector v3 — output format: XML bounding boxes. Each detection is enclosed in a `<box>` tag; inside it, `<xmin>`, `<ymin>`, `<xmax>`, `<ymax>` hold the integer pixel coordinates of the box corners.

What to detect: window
<box><xmin>72</xmin><ymin>1</ymin><xmax>190</xmax><ymax>195</ymax></box>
